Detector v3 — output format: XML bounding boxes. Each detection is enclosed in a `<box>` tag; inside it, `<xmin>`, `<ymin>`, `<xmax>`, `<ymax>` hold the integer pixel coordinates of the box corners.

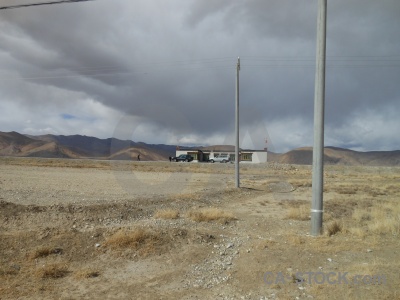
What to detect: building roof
<box><xmin>177</xmin><ymin>146</ymin><xmax>267</xmax><ymax>153</ymax></box>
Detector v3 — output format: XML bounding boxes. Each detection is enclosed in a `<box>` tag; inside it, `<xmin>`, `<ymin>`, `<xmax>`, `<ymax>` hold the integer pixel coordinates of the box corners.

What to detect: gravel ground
<box><xmin>0</xmin><ymin>164</ymin><xmax>231</xmax><ymax>205</ymax></box>
<box><xmin>1</xmin><ymin>158</ymin><xmax>399</xmax><ymax>300</ymax></box>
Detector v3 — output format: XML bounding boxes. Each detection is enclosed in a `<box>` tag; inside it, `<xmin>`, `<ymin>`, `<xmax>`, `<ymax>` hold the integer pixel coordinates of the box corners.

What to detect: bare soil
<box><xmin>0</xmin><ymin>158</ymin><xmax>399</xmax><ymax>299</ymax></box>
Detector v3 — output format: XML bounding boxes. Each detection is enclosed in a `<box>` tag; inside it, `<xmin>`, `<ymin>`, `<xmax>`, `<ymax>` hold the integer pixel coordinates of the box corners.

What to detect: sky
<box><xmin>0</xmin><ymin>0</ymin><xmax>399</xmax><ymax>153</ymax></box>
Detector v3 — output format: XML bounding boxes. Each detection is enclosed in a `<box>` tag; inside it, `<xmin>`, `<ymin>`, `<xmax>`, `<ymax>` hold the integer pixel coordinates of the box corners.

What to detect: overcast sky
<box><xmin>0</xmin><ymin>0</ymin><xmax>399</xmax><ymax>152</ymax></box>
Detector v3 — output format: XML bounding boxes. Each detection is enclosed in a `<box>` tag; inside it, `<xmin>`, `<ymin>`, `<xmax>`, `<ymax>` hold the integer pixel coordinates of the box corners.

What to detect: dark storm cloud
<box><xmin>0</xmin><ymin>0</ymin><xmax>399</xmax><ymax>151</ymax></box>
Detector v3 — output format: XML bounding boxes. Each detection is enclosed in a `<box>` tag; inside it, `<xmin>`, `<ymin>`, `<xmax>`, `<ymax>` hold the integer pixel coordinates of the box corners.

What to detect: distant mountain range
<box><xmin>1</xmin><ymin>131</ymin><xmax>400</xmax><ymax>166</ymax></box>
<box><xmin>268</xmin><ymin>146</ymin><xmax>400</xmax><ymax>166</ymax></box>
<box><xmin>0</xmin><ymin>131</ymin><xmax>176</xmax><ymax>161</ymax></box>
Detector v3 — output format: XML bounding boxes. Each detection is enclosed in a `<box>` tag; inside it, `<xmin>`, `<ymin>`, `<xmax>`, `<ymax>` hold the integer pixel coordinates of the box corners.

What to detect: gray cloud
<box><xmin>0</xmin><ymin>0</ymin><xmax>399</xmax><ymax>152</ymax></box>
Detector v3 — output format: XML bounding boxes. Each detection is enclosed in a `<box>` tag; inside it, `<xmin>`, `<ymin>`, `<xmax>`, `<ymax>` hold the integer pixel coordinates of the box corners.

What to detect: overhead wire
<box><xmin>241</xmin><ymin>55</ymin><xmax>400</xmax><ymax>69</ymax></box>
<box><xmin>0</xmin><ymin>0</ymin><xmax>94</xmax><ymax>10</ymax></box>
<box><xmin>0</xmin><ymin>57</ymin><xmax>237</xmax><ymax>81</ymax></box>
<box><xmin>2</xmin><ymin>55</ymin><xmax>400</xmax><ymax>81</ymax></box>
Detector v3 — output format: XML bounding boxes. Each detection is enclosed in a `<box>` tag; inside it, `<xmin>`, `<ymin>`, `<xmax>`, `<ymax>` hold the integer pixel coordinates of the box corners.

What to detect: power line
<box><xmin>1</xmin><ymin>55</ymin><xmax>399</xmax><ymax>82</ymax></box>
<box><xmin>0</xmin><ymin>57</ymin><xmax>237</xmax><ymax>81</ymax></box>
<box><xmin>0</xmin><ymin>0</ymin><xmax>94</xmax><ymax>10</ymax></box>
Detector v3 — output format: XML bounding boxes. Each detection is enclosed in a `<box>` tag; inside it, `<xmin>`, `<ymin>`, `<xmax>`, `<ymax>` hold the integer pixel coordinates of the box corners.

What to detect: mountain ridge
<box><xmin>1</xmin><ymin>131</ymin><xmax>400</xmax><ymax>165</ymax></box>
<box><xmin>268</xmin><ymin>146</ymin><xmax>400</xmax><ymax>166</ymax></box>
<box><xmin>0</xmin><ymin>131</ymin><xmax>176</xmax><ymax>161</ymax></box>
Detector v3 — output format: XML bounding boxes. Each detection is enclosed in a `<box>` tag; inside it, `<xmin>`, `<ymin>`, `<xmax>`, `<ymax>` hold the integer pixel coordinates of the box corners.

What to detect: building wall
<box><xmin>176</xmin><ymin>150</ymin><xmax>187</xmax><ymax>157</ymax></box>
<box><xmin>176</xmin><ymin>149</ymin><xmax>267</xmax><ymax>163</ymax></box>
<box><xmin>251</xmin><ymin>151</ymin><xmax>268</xmax><ymax>163</ymax></box>
<box><xmin>175</xmin><ymin>150</ymin><xmax>199</xmax><ymax>162</ymax></box>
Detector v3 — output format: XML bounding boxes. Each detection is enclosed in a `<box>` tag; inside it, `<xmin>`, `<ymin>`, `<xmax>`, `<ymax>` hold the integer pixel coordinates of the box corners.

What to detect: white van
<box><xmin>209</xmin><ymin>154</ymin><xmax>230</xmax><ymax>163</ymax></box>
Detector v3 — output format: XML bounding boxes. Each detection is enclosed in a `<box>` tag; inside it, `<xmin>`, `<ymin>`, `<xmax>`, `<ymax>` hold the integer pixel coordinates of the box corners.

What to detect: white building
<box><xmin>175</xmin><ymin>146</ymin><xmax>267</xmax><ymax>163</ymax></box>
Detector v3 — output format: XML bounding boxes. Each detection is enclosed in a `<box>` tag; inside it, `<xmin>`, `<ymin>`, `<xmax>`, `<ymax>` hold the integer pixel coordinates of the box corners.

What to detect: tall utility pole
<box><xmin>311</xmin><ymin>0</ymin><xmax>327</xmax><ymax>236</ymax></box>
<box><xmin>235</xmin><ymin>57</ymin><xmax>240</xmax><ymax>188</ymax></box>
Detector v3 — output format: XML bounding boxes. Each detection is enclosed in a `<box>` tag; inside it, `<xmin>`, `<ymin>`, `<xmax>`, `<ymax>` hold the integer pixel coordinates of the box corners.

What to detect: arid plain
<box><xmin>0</xmin><ymin>157</ymin><xmax>399</xmax><ymax>299</ymax></box>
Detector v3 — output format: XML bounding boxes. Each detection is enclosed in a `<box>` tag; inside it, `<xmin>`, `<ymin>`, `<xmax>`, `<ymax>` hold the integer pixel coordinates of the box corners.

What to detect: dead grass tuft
<box><xmin>323</xmin><ymin>212</ymin><xmax>334</xmax><ymax>222</ymax></box>
<box><xmin>385</xmin><ymin>184</ymin><xmax>400</xmax><ymax>195</ymax></box>
<box><xmin>105</xmin><ymin>228</ymin><xmax>165</xmax><ymax>257</ymax></box>
<box><xmin>325</xmin><ymin>220</ymin><xmax>343</xmax><ymax>236</ymax></box>
<box><xmin>287</xmin><ymin>234</ymin><xmax>306</xmax><ymax>245</ymax></box>
<box><xmin>74</xmin><ymin>268</ymin><xmax>100</xmax><ymax>279</ymax></box>
<box><xmin>351</xmin><ymin>201</ymin><xmax>400</xmax><ymax>236</ymax></box>
<box><xmin>325</xmin><ymin>198</ymin><xmax>359</xmax><ymax>219</ymax></box>
<box><xmin>187</xmin><ymin>208</ymin><xmax>236</xmax><ymax>224</ymax></box>
<box><xmin>36</xmin><ymin>263</ymin><xmax>69</xmax><ymax>279</ymax></box>
<box><xmin>290</xmin><ymin>180</ymin><xmax>312</xmax><ymax>188</ymax></box>
<box><xmin>30</xmin><ymin>247</ymin><xmax>63</xmax><ymax>260</ymax></box>
<box><xmin>348</xmin><ymin>227</ymin><xmax>366</xmax><ymax>238</ymax></box>
<box><xmin>0</xmin><ymin>266</ymin><xmax>19</xmax><ymax>276</ymax></box>
<box><xmin>105</xmin><ymin>228</ymin><xmax>155</xmax><ymax>249</ymax></box>
<box><xmin>154</xmin><ymin>209</ymin><xmax>179</xmax><ymax>219</ymax></box>
<box><xmin>335</xmin><ymin>185</ymin><xmax>358</xmax><ymax>195</ymax></box>
<box><xmin>363</xmin><ymin>186</ymin><xmax>388</xmax><ymax>197</ymax></box>
<box><xmin>368</xmin><ymin>204</ymin><xmax>400</xmax><ymax>235</ymax></box>
<box><xmin>285</xmin><ymin>204</ymin><xmax>310</xmax><ymax>221</ymax></box>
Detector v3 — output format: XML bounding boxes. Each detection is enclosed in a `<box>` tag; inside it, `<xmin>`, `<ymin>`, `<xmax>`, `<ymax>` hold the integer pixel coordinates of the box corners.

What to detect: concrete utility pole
<box><xmin>311</xmin><ymin>0</ymin><xmax>327</xmax><ymax>236</ymax></box>
<box><xmin>235</xmin><ymin>57</ymin><xmax>240</xmax><ymax>188</ymax></box>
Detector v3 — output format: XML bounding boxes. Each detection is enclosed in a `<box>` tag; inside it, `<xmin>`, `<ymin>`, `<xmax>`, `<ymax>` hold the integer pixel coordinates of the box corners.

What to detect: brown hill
<box><xmin>274</xmin><ymin>146</ymin><xmax>400</xmax><ymax>166</ymax></box>
<box><xmin>0</xmin><ymin>131</ymin><xmax>44</xmax><ymax>155</ymax></box>
<box><xmin>0</xmin><ymin>132</ymin><xmax>88</xmax><ymax>158</ymax></box>
<box><xmin>109</xmin><ymin>147</ymin><xmax>167</xmax><ymax>161</ymax></box>
<box><xmin>0</xmin><ymin>131</ymin><xmax>174</xmax><ymax>161</ymax></box>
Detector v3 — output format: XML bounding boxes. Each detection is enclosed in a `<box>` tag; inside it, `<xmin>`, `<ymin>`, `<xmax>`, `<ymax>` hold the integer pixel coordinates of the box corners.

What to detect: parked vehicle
<box><xmin>209</xmin><ymin>154</ymin><xmax>230</xmax><ymax>163</ymax></box>
<box><xmin>172</xmin><ymin>154</ymin><xmax>193</xmax><ymax>162</ymax></box>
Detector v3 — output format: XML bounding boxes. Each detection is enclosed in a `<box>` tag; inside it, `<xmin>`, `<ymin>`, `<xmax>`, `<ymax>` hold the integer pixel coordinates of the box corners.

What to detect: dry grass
<box><xmin>0</xmin><ymin>157</ymin><xmax>111</xmax><ymax>170</ymax></box>
<box><xmin>305</xmin><ymin>235</ymin><xmax>368</xmax><ymax>253</ymax></box>
<box><xmin>74</xmin><ymin>268</ymin><xmax>100</xmax><ymax>279</ymax></box>
<box><xmin>30</xmin><ymin>247</ymin><xmax>63</xmax><ymax>260</ymax></box>
<box><xmin>286</xmin><ymin>234</ymin><xmax>305</xmax><ymax>245</ymax></box>
<box><xmin>290</xmin><ymin>180</ymin><xmax>312</xmax><ymax>188</ymax></box>
<box><xmin>323</xmin><ymin>212</ymin><xmax>334</xmax><ymax>221</ymax></box>
<box><xmin>0</xmin><ymin>266</ymin><xmax>19</xmax><ymax>276</ymax></box>
<box><xmin>325</xmin><ymin>220</ymin><xmax>343</xmax><ymax>236</ymax></box>
<box><xmin>368</xmin><ymin>189</ymin><xmax>387</xmax><ymax>197</ymax></box>
<box><xmin>368</xmin><ymin>203</ymin><xmax>400</xmax><ymax>235</ymax></box>
<box><xmin>385</xmin><ymin>184</ymin><xmax>400</xmax><ymax>195</ymax></box>
<box><xmin>348</xmin><ymin>227</ymin><xmax>367</xmax><ymax>238</ymax></box>
<box><xmin>352</xmin><ymin>208</ymin><xmax>372</xmax><ymax>223</ymax></box>
<box><xmin>36</xmin><ymin>263</ymin><xmax>69</xmax><ymax>279</ymax></box>
<box><xmin>285</xmin><ymin>204</ymin><xmax>310</xmax><ymax>221</ymax></box>
<box><xmin>104</xmin><ymin>227</ymin><xmax>187</xmax><ymax>257</ymax></box>
<box><xmin>325</xmin><ymin>198</ymin><xmax>360</xmax><ymax>219</ymax></box>
<box><xmin>105</xmin><ymin>228</ymin><xmax>156</xmax><ymax>249</ymax></box>
<box><xmin>335</xmin><ymin>185</ymin><xmax>358</xmax><ymax>195</ymax></box>
<box><xmin>105</xmin><ymin>228</ymin><xmax>165</xmax><ymax>257</ymax></box>
<box><xmin>350</xmin><ymin>201</ymin><xmax>400</xmax><ymax>236</ymax></box>
<box><xmin>186</xmin><ymin>208</ymin><xmax>236</xmax><ymax>224</ymax></box>
<box><xmin>154</xmin><ymin>208</ymin><xmax>180</xmax><ymax>219</ymax></box>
